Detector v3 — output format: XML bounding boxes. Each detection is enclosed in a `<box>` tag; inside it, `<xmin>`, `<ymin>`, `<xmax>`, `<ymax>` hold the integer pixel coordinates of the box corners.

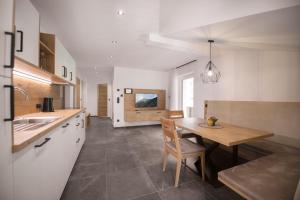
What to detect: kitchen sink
<box><xmin>14</xmin><ymin>116</ymin><xmax>62</xmax><ymax>132</ymax></box>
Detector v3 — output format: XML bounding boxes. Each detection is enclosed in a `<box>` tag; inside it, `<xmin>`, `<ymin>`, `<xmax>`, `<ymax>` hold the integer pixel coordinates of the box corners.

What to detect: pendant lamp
<box><xmin>201</xmin><ymin>40</ymin><xmax>221</xmax><ymax>83</ymax></box>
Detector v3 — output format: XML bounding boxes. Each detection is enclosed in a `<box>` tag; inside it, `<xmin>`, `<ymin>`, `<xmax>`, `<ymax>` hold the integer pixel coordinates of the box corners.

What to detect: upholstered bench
<box><xmin>218</xmin><ymin>153</ymin><xmax>300</xmax><ymax>200</ymax></box>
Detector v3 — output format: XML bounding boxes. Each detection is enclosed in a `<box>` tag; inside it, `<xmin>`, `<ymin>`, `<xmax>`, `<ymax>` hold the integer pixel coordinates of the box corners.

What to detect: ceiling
<box><xmin>31</xmin><ymin>0</ymin><xmax>197</xmax><ymax>71</ymax></box>
<box><xmin>168</xmin><ymin>5</ymin><xmax>300</xmax><ymax>51</ymax></box>
<box><xmin>31</xmin><ymin>1</ymin><xmax>300</xmax><ymax>71</ymax></box>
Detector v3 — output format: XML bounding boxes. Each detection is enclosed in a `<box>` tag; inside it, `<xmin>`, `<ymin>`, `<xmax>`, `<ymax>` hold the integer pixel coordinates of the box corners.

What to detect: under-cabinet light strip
<box><xmin>13</xmin><ymin>70</ymin><xmax>52</xmax><ymax>85</ymax></box>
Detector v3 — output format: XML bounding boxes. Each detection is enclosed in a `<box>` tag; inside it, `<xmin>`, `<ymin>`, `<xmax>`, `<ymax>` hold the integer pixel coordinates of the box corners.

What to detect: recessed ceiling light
<box><xmin>110</xmin><ymin>55</ymin><xmax>113</xmax><ymax>58</ymax></box>
<box><xmin>117</xmin><ymin>9</ymin><xmax>125</xmax><ymax>16</ymax></box>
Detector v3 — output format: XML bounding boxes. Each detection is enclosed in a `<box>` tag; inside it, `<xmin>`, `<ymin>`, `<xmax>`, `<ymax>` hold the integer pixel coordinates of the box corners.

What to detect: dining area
<box><xmin>162</xmin><ymin>100</ymin><xmax>300</xmax><ymax>200</ymax></box>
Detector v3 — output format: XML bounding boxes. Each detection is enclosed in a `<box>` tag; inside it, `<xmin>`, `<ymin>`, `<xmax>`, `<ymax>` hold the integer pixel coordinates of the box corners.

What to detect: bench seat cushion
<box><xmin>218</xmin><ymin>153</ymin><xmax>300</xmax><ymax>200</ymax></box>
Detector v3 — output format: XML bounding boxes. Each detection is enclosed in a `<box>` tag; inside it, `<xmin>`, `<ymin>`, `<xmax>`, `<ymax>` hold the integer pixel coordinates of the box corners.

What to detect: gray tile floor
<box><xmin>61</xmin><ymin>118</ymin><xmax>244</xmax><ymax>200</ymax></box>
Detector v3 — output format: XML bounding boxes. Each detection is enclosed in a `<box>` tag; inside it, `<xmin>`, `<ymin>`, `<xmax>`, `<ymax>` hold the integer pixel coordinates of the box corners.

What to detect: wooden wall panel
<box><xmin>124</xmin><ymin>89</ymin><xmax>166</xmax><ymax>111</ymax></box>
<box><xmin>14</xmin><ymin>76</ymin><xmax>63</xmax><ymax>116</ymax></box>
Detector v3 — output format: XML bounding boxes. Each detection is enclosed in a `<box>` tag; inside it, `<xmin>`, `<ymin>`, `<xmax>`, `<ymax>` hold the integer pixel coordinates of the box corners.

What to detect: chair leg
<box><xmin>175</xmin><ymin>158</ymin><xmax>182</xmax><ymax>187</ymax></box>
<box><xmin>162</xmin><ymin>149</ymin><xmax>168</xmax><ymax>172</ymax></box>
<box><xmin>200</xmin><ymin>152</ymin><xmax>205</xmax><ymax>181</ymax></box>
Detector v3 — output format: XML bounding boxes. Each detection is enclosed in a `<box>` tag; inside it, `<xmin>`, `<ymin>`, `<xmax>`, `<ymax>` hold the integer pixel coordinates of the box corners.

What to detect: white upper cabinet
<box><xmin>55</xmin><ymin>38</ymin><xmax>76</xmax><ymax>84</ymax></box>
<box><xmin>0</xmin><ymin>0</ymin><xmax>14</xmax><ymax>77</ymax></box>
<box><xmin>15</xmin><ymin>0</ymin><xmax>40</xmax><ymax>66</ymax></box>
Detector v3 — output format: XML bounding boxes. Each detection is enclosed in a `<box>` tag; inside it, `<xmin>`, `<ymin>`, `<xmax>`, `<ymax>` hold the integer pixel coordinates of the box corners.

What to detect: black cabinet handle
<box><xmin>16</xmin><ymin>30</ymin><xmax>23</xmax><ymax>52</ymax></box>
<box><xmin>65</xmin><ymin>67</ymin><xmax>68</xmax><ymax>78</ymax></box>
<box><xmin>61</xmin><ymin>66</ymin><xmax>66</xmax><ymax>77</ymax></box>
<box><xmin>70</xmin><ymin>71</ymin><xmax>73</xmax><ymax>81</ymax></box>
<box><xmin>4</xmin><ymin>85</ymin><xmax>14</xmax><ymax>121</ymax></box>
<box><xmin>76</xmin><ymin>123</ymin><xmax>80</xmax><ymax>126</ymax></box>
<box><xmin>82</xmin><ymin>119</ymin><xmax>85</xmax><ymax>128</ymax></box>
<box><xmin>76</xmin><ymin>138</ymin><xmax>80</xmax><ymax>143</ymax></box>
<box><xmin>62</xmin><ymin>123</ymin><xmax>69</xmax><ymax>128</ymax></box>
<box><xmin>34</xmin><ymin>138</ymin><xmax>51</xmax><ymax>148</ymax></box>
<box><xmin>4</xmin><ymin>32</ymin><xmax>15</xmax><ymax>69</ymax></box>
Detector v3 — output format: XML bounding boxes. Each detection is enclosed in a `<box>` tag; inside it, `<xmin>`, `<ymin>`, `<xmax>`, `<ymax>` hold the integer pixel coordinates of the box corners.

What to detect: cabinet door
<box><xmin>55</xmin><ymin>38</ymin><xmax>67</xmax><ymax>79</ymax></box>
<box><xmin>40</xmin><ymin>128</ymin><xmax>66</xmax><ymax>200</ymax></box>
<box><xmin>13</xmin><ymin>137</ymin><xmax>46</xmax><ymax>200</ymax></box>
<box><xmin>66</xmin><ymin>52</ymin><xmax>76</xmax><ymax>84</ymax></box>
<box><xmin>0</xmin><ymin>77</ymin><xmax>13</xmax><ymax>200</ymax></box>
<box><xmin>15</xmin><ymin>0</ymin><xmax>39</xmax><ymax>66</ymax></box>
<box><xmin>0</xmin><ymin>0</ymin><xmax>14</xmax><ymax>77</ymax></box>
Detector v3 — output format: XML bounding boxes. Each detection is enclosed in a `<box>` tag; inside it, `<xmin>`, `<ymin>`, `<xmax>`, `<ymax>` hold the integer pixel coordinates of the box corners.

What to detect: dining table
<box><xmin>174</xmin><ymin>117</ymin><xmax>274</xmax><ymax>185</ymax></box>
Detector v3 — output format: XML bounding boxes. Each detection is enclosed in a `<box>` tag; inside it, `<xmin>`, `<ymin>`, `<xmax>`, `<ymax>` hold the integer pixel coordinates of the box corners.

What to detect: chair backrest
<box><xmin>168</xmin><ymin>110</ymin><xmax>184</xmax><ymax>119</ymax></box>
<box><xmin>161</xmin><ymin>118</ymin><xmax>181</xmax><ymax>153</ymax></box>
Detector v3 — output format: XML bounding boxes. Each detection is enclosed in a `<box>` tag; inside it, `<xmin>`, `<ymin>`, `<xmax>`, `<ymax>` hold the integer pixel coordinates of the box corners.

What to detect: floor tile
<box><xmin>106</xmin><ymin>147</ymin><xmax>140</xmax><ymax>173</ymax></box>
<box><xmin>158</xmin><ymin>181</ymin><xmax>215</xmax><ymax>200</ymax></box>
<box><xmin>131</xmin><ymin>193</ymin><xmax>161</xmax><ymax>200</ymax></box>
<box><xmin>107</xmin><ymin>167</ymin><xmax>156</xmax><ymax>200</ymax></box>
<box><xmin>145</xmin><ymin>159</ymin><xmax>200</xmax><ymax>191</ymax></box>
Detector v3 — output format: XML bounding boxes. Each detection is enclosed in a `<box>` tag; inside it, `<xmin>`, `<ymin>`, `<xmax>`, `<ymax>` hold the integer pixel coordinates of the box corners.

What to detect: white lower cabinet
<box><xmin>13</xmin><ymin>113</ymin><xmax>86</xmax><ymax>200</ymax></box>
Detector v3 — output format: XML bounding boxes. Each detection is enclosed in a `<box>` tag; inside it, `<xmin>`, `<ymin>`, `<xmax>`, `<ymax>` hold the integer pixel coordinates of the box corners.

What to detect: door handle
<box><xmin>76</xmin><ymin>138</ymin><xmax>80</xmax><ymax>143</ymax></box>
<box><xmin>3</xmin><ymin>85</ymin><xmax>14</xmax><ymax>121</ymax></box>
<box><xmin>4</xmin><ymin>32</ymin><xmax>15</xmax><ymax>69</ymax></box>
<box><xmin>16</xmin><ymin>30</ymin><xmax>23</xmax><ymax>52</ymax></box>
<box><xmin>34</xmin><ymin>138</ymin><xmax>51</xmax><ymax>148</ymax></box>
<box><xmin>70</xmin><ymin>71</ymin><xmax>73</xmax><ymax>81</ymax></box>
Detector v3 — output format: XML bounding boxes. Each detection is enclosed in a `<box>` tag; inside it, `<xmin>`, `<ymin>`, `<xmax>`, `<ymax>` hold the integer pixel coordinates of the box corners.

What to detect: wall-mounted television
<box><xmin>135</xmin><ymin>93</ymin><xmax>158</xmax><ymax>108</ymax></box>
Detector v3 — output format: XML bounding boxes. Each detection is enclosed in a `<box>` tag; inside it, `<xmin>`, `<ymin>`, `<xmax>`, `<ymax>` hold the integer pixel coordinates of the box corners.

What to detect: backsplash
<box><xmin>14</xmin><ymin>76</ymin><xmax>64</xmax><ymax>116</ymax></box>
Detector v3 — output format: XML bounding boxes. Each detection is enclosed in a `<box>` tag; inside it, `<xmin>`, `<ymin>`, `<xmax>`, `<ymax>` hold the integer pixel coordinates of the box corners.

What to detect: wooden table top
<box><xmin>174</xmin><ymin>118</ymin><xmax>274</xmax><ymax>146</ymax></box>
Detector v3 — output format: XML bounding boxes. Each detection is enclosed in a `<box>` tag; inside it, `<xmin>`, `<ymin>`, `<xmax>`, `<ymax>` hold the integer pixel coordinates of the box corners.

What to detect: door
<box><xmin>75</xmin><ymin>77</ymin><xmax>81</xmax><ymax>108</ymax></box>
<box><xmin>181</xmin><ymin>76</ymin><xmax>194</xmax><ymax>117</ymax></box>
<box><xmin>0</xmin><ymin>0</ymin><xmax>14</xmax><ymax>199</ymax></box>
<box><xmin>15</xmin><ymin>0</ymin><xmax>40</xmax><ymax>66</ymax></box>
<box><xmin>98</xmin><ymin>84</ymin><xmax>108</xmax><ymax>117</ymax></box>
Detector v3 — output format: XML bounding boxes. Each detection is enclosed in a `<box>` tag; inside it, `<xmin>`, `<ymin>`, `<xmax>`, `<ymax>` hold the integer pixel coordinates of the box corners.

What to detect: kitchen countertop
<box><xmin>13</xmin><ymin>109</ymin><xmax>84</xmax><ymax>153</ymax></box>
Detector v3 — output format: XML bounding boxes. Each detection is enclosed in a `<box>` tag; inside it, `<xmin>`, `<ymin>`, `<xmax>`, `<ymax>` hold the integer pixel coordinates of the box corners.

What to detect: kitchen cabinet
<box><xmin>55</xmin><ymin>38</ymin><xmax>76</xmax><ymax>84</ymax></box>
<box><xmin>13</xmin><ymin>112</ymin><xmax>86</xmax><ymax>200</ymax></box>
<box><xmin>0</xmin><ymin>0</ymin><xmax>14</xmax><ymax>199</ymax></box>
<box><xmin>15</xmin><ymin>0</ymin><xmax>39</xmax><ymax>66</ymax></box>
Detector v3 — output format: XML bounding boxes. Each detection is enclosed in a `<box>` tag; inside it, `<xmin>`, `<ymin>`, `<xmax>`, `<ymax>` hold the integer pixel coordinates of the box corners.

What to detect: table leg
<box><xmin>194</xmin><ymin>136</ymin><xmax>220</xmax><ymax>185</ymax></box>
<box><xmin>232</xmin><ymin>145</ymin><xmax>238</xmax><ymax>165</ymax></box>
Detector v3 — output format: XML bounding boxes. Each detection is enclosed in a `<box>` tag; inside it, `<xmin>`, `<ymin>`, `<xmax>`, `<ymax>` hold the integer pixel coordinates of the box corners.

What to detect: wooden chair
<box><xmin>168</xmin><ymin>110</ymin><xmax>185</xmax><ymax>119</ymax></box>
<box><xmin>168</xmin><ymin>110</ymin><xmax>196</xmax><ymax>138</ymax></box>
<box><xmin>161</xmin><ymin>118</ymin><xmax>206</xmax><ymax>187</ymax></box>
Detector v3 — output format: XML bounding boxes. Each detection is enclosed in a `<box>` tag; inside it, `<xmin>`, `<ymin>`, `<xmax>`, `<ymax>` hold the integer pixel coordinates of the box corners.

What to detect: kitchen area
<box><xmin>0</xmin><ymin>0</ymin><xmax>86</xmax><ymax>200</ymax></box>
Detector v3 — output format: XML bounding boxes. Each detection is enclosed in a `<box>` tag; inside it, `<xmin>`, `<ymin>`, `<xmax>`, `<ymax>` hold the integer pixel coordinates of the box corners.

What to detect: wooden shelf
<box><xmin>40</xmin><ymin>41</ymin><xmax>54</xmax><ymax>55</ymax></box>
<box><xmin>39</xmin><ymin>33</ymin><xmax>55</xmax><ymax>74</ymax></box>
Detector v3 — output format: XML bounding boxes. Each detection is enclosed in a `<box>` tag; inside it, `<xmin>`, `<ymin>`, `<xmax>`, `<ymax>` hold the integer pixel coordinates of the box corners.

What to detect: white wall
<box><xmin>170</xmin><ymin>49</ymin><xmax>300</xmax><ymax>145</ymax></box>
<box><xmin>78</xmin><ymin>68</ymin><xmax>113</xmax><ymax>117</ymax></box>
<box><xmin>113</xmin><ymin>67</ymin><xmax>170</xmax><ymax>127</ymax></box>
<box><xmin>160</xmin><ymin>0</ymin><xmax>300</xmax><ymax>33</ymax></box>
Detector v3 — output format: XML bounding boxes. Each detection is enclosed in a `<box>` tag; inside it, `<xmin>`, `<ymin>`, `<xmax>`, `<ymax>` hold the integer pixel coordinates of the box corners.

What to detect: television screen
<box><xmin>135</xmin><ymin>93</ymin><xmax>158</xmax><ymax>108</ymax></box>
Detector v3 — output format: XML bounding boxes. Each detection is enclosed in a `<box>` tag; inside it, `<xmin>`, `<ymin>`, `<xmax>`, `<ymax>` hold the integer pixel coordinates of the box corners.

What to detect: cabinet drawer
<box><xmin>125</xmin><ymin>110</ymin><xmax>167</xmax><ymax>122</ymax></box>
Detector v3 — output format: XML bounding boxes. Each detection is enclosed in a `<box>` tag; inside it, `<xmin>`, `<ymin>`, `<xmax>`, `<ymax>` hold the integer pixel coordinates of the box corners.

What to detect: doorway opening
<box><xmin>180</xmin><ymin>76</ymin><xmax>194</xmax><ymax>117</ymax></box>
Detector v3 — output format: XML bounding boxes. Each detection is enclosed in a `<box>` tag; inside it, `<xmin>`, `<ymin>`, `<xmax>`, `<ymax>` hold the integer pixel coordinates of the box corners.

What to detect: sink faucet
<box><xmin>14</xmin><ymin>86</ymin><xmax>30</xmax><ymax>101</ymax></box>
